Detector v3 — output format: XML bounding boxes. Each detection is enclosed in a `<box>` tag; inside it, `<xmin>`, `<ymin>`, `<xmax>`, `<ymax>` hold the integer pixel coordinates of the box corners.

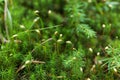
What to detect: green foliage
<box><xmin>77</xmin><ymin>24</ymin><xmax>96</xmax><ymax>38</ymax></box>
<box><xmin>102</xmin><ymin>40</ymin><xmax>120</xmax><ymax>70</ymax></box>
<box><xmin>65</xmin><ymin>0</ymin><xmax>96</xmax><ymax>39</ymax></box>
<box><xmin>63</xmin><ymin>49</ymin><xmax>85</xmax><ymax>79</ymax></box>
<box><xmin>0</xmin><ymin>0</ymin><xmax>120</xmax><ymax>80</ymax></box>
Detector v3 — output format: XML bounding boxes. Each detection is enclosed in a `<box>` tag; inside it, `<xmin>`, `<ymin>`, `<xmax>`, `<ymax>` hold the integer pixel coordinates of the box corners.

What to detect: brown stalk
<box><xmin>31</xmin><ymin>38</ymin><xmax>53</xmax><ymax>53</ymax></box>
<box><xmin>4</xmin><ymin>0</ymin><xmax>9</xmax><ymax>39</ymax></box>
<box><xmin>16</xmin><ymin>60</ymin><xmax>45</xmax><ymax>73</ymax></box>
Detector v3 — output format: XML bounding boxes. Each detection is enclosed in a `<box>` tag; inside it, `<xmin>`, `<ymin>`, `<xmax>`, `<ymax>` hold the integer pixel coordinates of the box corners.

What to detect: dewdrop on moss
<box><xmin>92</xmin><ymin>64</ymin><xmax>96</xmax><ymax>68</ymax></box>
<box><xmin>87</xmin><ymin>78</ymin><xmax>91</xmax><ymax>80</ymax></box>
<box><xmin>34</xmin><ymin>10</ymin><xmax>39</xmax><ymax>14</ymax></box>
<box><xmin>48</xmin><ymin>10</ymin><xmax>52</xmax><ymax>14</ymax></box>
<box><xmin>57</xmin><ymin>39</ymin><xmax>62</xmax><ymax>43</ymax></box>
<box><xmin>35</xmin><ymin>29</ymin><xmax>40</xmax><ymax>34</ymax></box>
<box><xmin>90</xmin><ymin>64</ymin><xmax>95</xmax><ymax>71</ymax></box>
<box><xmin>89</xmin><ymin>48</ymin><xmax>93</xmax><ymax>52</ymax></box>
<box><xmin>21</xmin><ymin>65</ymin><xmax>26</xmax><ymax>69</ymax></box>
<box><xmin>116</xmin><ymin>36</ymin><xmax>118</xmax><ymax>39</ymax></box>
<box><xmin>70</xmin><ymin>14</ymin><xmax>73</xmax><ymax>18</ymax></box>
<box><xmin>25</xmin><ymin>60</ymin><xmax>31</xmax><ymax>65</ymax></box>
<box><xmin>108</xmin><ymin>4</ymin><xmax>113</xmax><ymax>8</ymax></box>
<box><xmin>88</xmin><ymin>0</ymin><xmax>92</xmax><ymax>3</ymax></box>
<box><xmin>109</xmin><ymin>23</ymin><xmax>112</xmax><ymax>26</ymax></box>
<box><xmin>33</xmin><ymin>17</ymin><xmax>39</xmax><ymax>23</ymax></box>
<box><xmin>98</xmin><ymin>60</ymin><xmax>102</xmax><ymax>65</ymax></box>
<box><xmin>57</xmin><ymin>76</ymin><xmax>64</xmax><ymax>79</ymax></box>
<box><xmin>66</xmin><ymin>41</ymin><xmax>72</xmax><ymax>44</ymax></box>
<box><xmin>20</xmin><ymin>25</ymin><xmax>25</xmax><ymax>29</ymax></box>
<box><xmin>80</xmin><ymin>67</ymin><xmax>83</xmax><ymax>72</ymax></box>
<box><xmin>12</xmin><ymin>34</ymin><xmax>18</xmax><ymax>38</ymax></box>
<box><xmin>105</xmin><ymin>46</ymin><xmax>109</xmax><ymax>50</ymax></box>
<box><xmin>97</xmin><ymin>52</ymin><xmax>100</xmax><ymax>56</ymax></box>
<box><xmin>102</xmin><ymin>24</ymin><xmax>106</xmax><ymax>28</ymax></box>
<box><xmin>73</xmin><ymin>57</ymin><xmax>76</xmax><ymax>60</ymax></box>
<box><xmin>10</xmin><ymin>53</ymin><xmax>13</xmax><ymax>56</ymax></box>
<box><xmin>112</xmin><ymin>61</ymin><xmax>115</xmax><ymax>65</ymax></box>
<box><xmin>113</xmin><ymin>68</ymin><xmax>117</xmax><ymax>72</ymax></box>
<box><xmin>60</xmin><ymin>34</ymin><xmax>63</xmax><ymax>37</ymax></box>
<box><xmin>72</xmin><ymin>48</ymin><xmax>76</xmax><ymax>50</ymax></box>
<box><xmin>54</xmin><ymin>31</ymin><xmax>58</xmax><ymax>35</ymax></box>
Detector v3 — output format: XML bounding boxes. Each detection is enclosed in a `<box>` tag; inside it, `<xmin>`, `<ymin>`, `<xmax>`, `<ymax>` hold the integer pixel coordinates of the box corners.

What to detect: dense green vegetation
<box><xmin>0</xmin><ymin>0</ymin><xmax>120</xmax><ymax>80</ymax></box>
